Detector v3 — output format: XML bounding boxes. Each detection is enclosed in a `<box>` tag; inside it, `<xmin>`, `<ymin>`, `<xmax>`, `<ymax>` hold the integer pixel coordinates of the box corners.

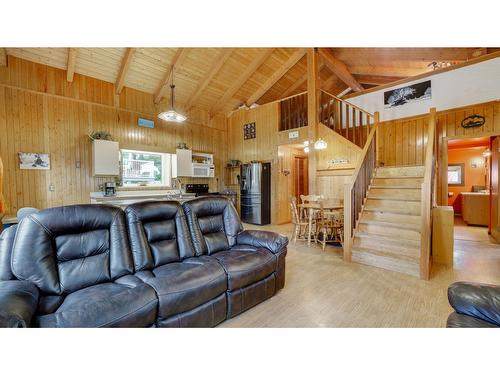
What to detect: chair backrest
<box><xmin>17</xmin><ymin>207</ymin><xmax>39</xmax><ymax>222</ymax></box>
<box><xmin>300</xmin><ymin>194</ymin><xmax>325</xmax><ymax>204</ymax></box>
<box><xmin>125</xmin><ymin>201</ymin><xmax>195</xmax><ymax>272</ymax></box>
<box><xmin>11</xmin><ymin>204</ymin><xmax>133</xmax><ymax>296</ymax></box>
<box><xmin>182</xmin><ymin>196</ymin><xmax>243</xmax><ymax>256</ymax></box>
<box><xmin>289</xmin><ymin>196</ymin><xmax>300</xmax><ymax>224</ymax></box>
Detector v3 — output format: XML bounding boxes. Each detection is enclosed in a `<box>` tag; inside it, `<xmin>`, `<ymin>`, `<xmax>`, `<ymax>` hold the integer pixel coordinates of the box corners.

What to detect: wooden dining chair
<box><xmin>289</xmin><ymin>196</ymin><xmax>309</xmax><ymax>243</ymax></box>
<box><xmin>299</xmin><ymin>194</ymin><xmax>325</xmax><ymax>221</ymax></box>
<box><xmin>315</xmin><ymin>208</ymin><xmax>344</xmax><ymax>251</ymax></box>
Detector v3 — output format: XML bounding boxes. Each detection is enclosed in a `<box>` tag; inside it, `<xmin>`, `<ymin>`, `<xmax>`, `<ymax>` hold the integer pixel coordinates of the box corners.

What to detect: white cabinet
<box><xmin>92</xmin><ymin>140</ymin><xmax>120</xmax><ymax>176</ymax></box>
<box><xmin>176</xmin><ymin>149</ymin><xmax>193</xmax><ymax>177</ymax></box>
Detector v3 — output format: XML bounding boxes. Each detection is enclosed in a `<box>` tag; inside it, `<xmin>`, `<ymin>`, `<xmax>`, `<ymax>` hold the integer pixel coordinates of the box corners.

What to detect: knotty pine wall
<box><xmin>227</xmin><ymin>101</ymin><xmax>362</xmax><ymax>224</ymax></box>
<box><xmin>376</xmin><ymin>100</ymin><xmax>500</xmax><ymax>205</ymax></box>
<box><xmin>0</xmin><ymin>56</ymin><xmax>228</xmax><ymax>215</ymax></box>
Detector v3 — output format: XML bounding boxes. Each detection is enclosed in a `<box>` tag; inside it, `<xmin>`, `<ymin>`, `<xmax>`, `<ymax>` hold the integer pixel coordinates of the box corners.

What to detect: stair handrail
<box><xmin>320</xmin><ymin>88</ymin><xmax>374</xmax><ymax>118</ymax></box>
<box><xmin>343</xmin><ymin>112</ymin><xmax>380</xmax><ymax>261</ymax></box>
<box><xmin>420</xmin><ymin>107</ymin><xmax>437</xmax><ymax>280</ymax></box>
<box><xmin>319</xmin><ymin>89</ymin><xmax>375</xmax><ymax>148</ymax></box>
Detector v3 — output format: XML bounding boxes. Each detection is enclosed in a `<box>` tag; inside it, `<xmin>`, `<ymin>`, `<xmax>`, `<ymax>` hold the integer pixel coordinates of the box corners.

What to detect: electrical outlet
<box><xmin>75</xmin><ymin>161</ymin><xmax>81</xmax><ymax>168</ymax></box>
<box><xmin>49</xmin><ymin>184</ymin><xmax>55</xmax><ymax>192</ymax></box>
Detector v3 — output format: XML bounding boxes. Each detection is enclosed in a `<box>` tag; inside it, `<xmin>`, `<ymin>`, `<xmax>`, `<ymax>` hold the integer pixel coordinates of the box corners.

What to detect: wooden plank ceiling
<box><xmin>3</xmin><ymin>47</ymin><xmax>496</xmax><ymax>115</ymax></box>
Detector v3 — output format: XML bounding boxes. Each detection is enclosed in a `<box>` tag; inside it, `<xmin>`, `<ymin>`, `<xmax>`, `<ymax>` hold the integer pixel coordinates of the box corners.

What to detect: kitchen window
<box><xmin>121</xmin><ymin>149</ymin><xmax>177</xmax><ymax>187</ymax></box>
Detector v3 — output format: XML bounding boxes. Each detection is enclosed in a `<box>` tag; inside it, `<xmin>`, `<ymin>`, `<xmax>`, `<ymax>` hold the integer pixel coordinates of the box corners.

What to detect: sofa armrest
<box><xmin>0</xmin><ymin>280</ymin><xmax>39</xmax><ymax>328</ymax></box>
<box><xmin>236</xmin><ymin>230</ymin><xmax>289</xmax><ymax>254</ymax></box>
<box><xmin>448</xmin><ymin>282</ymin><xmax>500</xmax><ymax>327</ymax></box>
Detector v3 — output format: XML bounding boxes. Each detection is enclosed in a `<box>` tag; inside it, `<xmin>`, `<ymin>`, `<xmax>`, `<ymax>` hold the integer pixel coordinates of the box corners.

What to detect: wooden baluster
<box><xmin>346</xmin><ymin>104</ymin><xmax>350</xmax><ymax>142</ymax></box>
<box><xmin>359</xmin><ymin>111</ymin><xmax>364</xmax><ymax>147</ymax></box>
<box><xmin>352</xmin><ymin>107</ymin><xmax>356</xmax><ymax>146</ymax></box>
<box><xmin>292</xmin><ymin>96</ymin><xmax>299</xmax><ymax>129</ymax></box>
<box><xmin>340</xmin><ymin>100</ymin><xmax>344</xmax><ymax>136</ymax></box>
<box><xmin>287</xmin><ymin>97</ymin><xmax>292</xmax><ymax>130</ymax></box>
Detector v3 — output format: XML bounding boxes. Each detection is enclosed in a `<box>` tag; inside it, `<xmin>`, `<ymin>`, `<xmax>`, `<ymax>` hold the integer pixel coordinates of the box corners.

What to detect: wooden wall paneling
<box><xmin>0</xmin><ymin>57</ymin><xmax>229</xmax><ymax>215</ymax></box>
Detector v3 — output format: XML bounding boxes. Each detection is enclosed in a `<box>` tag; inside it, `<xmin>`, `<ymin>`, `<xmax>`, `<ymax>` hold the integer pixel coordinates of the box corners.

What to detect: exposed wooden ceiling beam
<box><xmin>115</xmin><ymin>48</ymin><xmax>136</xmax><ymax>94</ymax></box>
<box><xmin>332</xmin><ymin>47</ymin><xmax>490</xmax><ymax>63</ymax></box>
<box><xmin>66</xmin><ymin>48</ymin><xmax>77</xmax><ymax>82</ymax></box>
<box><xmin>154</xmin><ymin>48</ymin><xmax>190</xmax><ymax>104</ymax></box>
<box><xmin>211</xmin><ymin>48</ymin><xmax>274</xmax><ymax>114</ymax></box>
<box><xmin>318</xmin><ymin>48</ymin><xmax>363</xmax><ymax>92</ymax></box>
<box><xmin>0</xmin><ymin>48</ymin><xmax>7</xmax><ymax>67</ymax></box>
<box><xmin>246</xmin><ymin>48</ymin><xmax>306</xmax><ymax>106</ymax></box>
<box><xmin>184</xmin><ymin>48</ymin><xmax>233</xmax><ymax>112</ymax></box>
<box><xmin>349</xmin><ymin>65</ymin><xmax>431</xmax><ymax>77</ymax></box>
<box><xmin>353</xmin><ymin>74</ymin><xmax>407</xmax><ymax>86</ymax></box>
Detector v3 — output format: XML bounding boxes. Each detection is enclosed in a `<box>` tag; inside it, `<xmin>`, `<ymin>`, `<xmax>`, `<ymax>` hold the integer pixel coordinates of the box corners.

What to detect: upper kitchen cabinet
<box><xmin>176</xmin><ymin>148</ymin><xmax>193</xmax><ymax>177</ymax></box>
<box><xmin>92</xmin><ymin>140</ymin><xmax>120</xmax><ymax>176</ymax></box>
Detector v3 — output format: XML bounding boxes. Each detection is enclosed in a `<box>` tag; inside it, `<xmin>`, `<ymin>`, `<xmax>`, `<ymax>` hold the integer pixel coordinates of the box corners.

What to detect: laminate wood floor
<box><xmin>219</xmin><ymin>221</ymin><xmax>500</xmax><ymax>328</ymax></box>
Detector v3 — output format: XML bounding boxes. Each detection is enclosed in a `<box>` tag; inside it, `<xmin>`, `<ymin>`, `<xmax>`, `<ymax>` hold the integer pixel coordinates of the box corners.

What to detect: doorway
<box><xmin>444</xmin><ymin>136</ymin><xmax>500</xmax><ymax>274</ymax></box>
<box><xmin>294</xmin><ymin>155</ymin><xmax>309</xmax><ymax>199</ymax></box>
<box><xmin>276</xmin><ymin>143</ymin><xmax>308</xmax><ymax>224</ymax></box>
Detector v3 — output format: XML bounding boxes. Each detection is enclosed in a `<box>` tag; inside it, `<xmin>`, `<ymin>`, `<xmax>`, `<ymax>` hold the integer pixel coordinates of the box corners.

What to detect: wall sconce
<box><xmin>483</xmin><ymin>149</ymin><xmax>492</xmax><ymax>157</ymax></box>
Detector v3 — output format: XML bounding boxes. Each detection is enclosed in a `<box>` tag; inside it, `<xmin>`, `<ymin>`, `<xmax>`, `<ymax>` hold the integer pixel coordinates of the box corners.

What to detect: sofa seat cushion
<box><xmin>145</xmin><ymin>256</ymin><xmax>227</xmax><ymax>319</ymax></box>
<box><xmin>212</xmin><ymin>245</ymin><xmax>276</xmax><ymax>290</ymax></box>
<box><xmin>35</xmin><ymin>282</ymin><xmax>158</xmax><ymax>328</ymax></box>
<box><xmin>447</xmin><ymin>312</ymin><xmax>498</xmax><ymax>328</ymax></box>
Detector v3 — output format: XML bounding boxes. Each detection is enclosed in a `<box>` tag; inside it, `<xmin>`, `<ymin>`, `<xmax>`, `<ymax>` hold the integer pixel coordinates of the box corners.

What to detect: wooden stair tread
<box><xmin>358</xmin><ymin>219</ymin><xmax>421</xmax><ymax>232</ymax></box>
<box><xmin>364</xmin><ymin>205</ymin><xmax>420</xmax><ymax>215</ymax></box>
<box><xmin>351</xmin><ymin>248</ymin><xmax>420</xmax><ymax>277</ymax></box>
<box><xmin>374</xmin><ymin>174</ymin><xmax>424</xmax><ymax>180</ymax></box>
<box><xmin>352</xmin><ymin>245</ymin><xmax>420</xmax><ymax>263</ymax></box>
<box><xmin>368</xmin><ymin>196</ymin><xmax>421</xmax><ymax>202</ymax></box>
<box><xmin>354</xmin><ymin>231</ymin><xmax>420</xmax><ymax>248</ymax></box>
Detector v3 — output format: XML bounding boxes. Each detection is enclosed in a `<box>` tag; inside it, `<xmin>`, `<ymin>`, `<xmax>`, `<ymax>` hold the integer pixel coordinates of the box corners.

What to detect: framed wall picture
<box><xmin>19</xmin><ymin>152</ymin><xmax>50</xmax><ymax>170</ymax></box>
<box><xmin>448</xmin><ymin>163</ymin><xmax>464</xmax><ymax>186</ymax></box>
<box><xmin>384</xmin><ymin>80</ymin><xmax>432</xmax><ymax>108</ymax></box>
<box><xmin>243</xmin><ymin>122</ymin><xmax>256</xmax><ymax>140</ymax></box>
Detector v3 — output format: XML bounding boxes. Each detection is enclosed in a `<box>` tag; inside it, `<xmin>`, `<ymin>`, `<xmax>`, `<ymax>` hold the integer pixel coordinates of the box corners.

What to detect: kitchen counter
<box><xmin>90</xmin><ymin>190</ymin><xmax>197</xmax><ymax>208</ymax></box>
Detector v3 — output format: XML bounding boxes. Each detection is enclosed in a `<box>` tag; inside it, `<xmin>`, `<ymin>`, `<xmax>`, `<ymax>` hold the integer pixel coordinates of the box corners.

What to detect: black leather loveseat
<box><xmin>446</xmin><ymin>281</ymin><xmax>500</xmax><ymax>328</ymax></box>
<box><xmin>0</xmin><ymin>197</ymin><xmax>288</xmax><ymax>328</ymax></box>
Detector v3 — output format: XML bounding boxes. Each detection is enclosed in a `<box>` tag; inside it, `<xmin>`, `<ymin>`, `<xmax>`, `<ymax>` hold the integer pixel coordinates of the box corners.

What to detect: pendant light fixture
<box><xmin>314</xmin><ymin>138</ymin><xmax>328</xmax><ymax>150</ymax></box>
<box><xmin>303</xmin><ymin>138</ymin><xmax>327</xmax><ymax>153</ymax></box>
<box><xmin>158</xmin><ymin>68</ymin><xmax>187</xmax><ymax>123</ymax></box>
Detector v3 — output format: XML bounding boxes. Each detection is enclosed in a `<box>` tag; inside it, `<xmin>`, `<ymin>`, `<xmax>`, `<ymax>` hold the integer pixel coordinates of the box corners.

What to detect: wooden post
<box><xmin>374</xmin><ymin>111</ymin><xmax>380</xmax><ymax>166</ymax></box>
<box><xmin>307</xmin><ymin>48</ymin><xmax>319</xmax><ymax>193</ymax></box>
<box><xmin>343</xmin><ymin>183</ymin><xmax>352</xmax><ymax>261</ymax></box>
<box><xmin>419</xmin><ymin>107</ymin><xmax>436</xmax><ymax>280</ymax></box>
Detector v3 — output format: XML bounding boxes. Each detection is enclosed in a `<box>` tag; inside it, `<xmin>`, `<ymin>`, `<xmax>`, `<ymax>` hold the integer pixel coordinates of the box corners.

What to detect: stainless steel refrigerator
<box><xmin>240</xmin><ymin>162</ymin><xmax>271</xmax><ymax>225</ymax></box>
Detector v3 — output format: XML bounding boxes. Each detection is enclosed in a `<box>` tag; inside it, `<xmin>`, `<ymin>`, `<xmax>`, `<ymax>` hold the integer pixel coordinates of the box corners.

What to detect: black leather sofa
<box><xmin>446</xmin><ymin>281</ymin><xmax>500</xmax><ymax>328</ymax></box>
<box><xmin>0</xmin><ymin>197</ymin><xmax>288</xmax><ymax>328</ymax></box>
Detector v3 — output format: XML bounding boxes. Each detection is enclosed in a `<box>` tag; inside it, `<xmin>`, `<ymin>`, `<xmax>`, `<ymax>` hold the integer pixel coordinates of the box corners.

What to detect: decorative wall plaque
<box><xmin>243</xmin><ymin>122</ymin><xmax>256</xmax><ymax>140</ymax></box>
<box><xmin>461</xmin><ymin>114</ymin><xmax>485</xmax><ymax>129</ymax></box>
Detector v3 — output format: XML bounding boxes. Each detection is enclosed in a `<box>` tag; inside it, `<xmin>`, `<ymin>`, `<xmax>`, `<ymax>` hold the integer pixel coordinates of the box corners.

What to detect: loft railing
<box><xmin>420</xmin><ymin>107</ymin><xmax>437</xmax><ymax>280</ymax></box>
<box><xmin>319</xmin><ymin>89</ymin><xmax>375</xmax><ymax>148</ymax></box>
<box><xmin>343</xmin><ymin>112</ymin><xmax>379</xmax><ymax>261</ymax></box>
<box><xmin>279</xmin><ymin>92</ymin><xmax>308</xmax><ymax>131</ymax></box>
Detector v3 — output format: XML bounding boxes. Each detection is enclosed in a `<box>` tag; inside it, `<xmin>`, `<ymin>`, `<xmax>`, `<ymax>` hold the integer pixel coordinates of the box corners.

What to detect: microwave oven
<box><xmin>192</xmin><ymin>163</ymin><xmax>215</xmax><ymax>178</ymax></box>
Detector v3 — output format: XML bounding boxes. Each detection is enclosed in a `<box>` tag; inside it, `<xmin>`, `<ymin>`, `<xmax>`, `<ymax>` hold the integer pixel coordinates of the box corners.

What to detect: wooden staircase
<box><xmin>351</xmin><ymin>166</ymin><xmax>425</xmax><ymax>277</ymax></box>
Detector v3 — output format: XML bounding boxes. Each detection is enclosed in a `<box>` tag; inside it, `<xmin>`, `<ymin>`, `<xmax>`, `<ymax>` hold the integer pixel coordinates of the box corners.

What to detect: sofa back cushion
<box><xmin>183</xmin><ymin>197</ymin><xmax>243</xmax><ymax>256</ymax></box>
<box><xmin>125</xmin><ymin>201</ymin><xmax>195</xmax><ymax>271</ymax></box>
<box><xmin>0</xmin><ymin>225</ymin><xmax>17</xmax><ymax>280</ymax></box>
<box><xmin>11</xmin><ymin>205</ymin><xmax>133</xmax><ymax>295</ymax></box>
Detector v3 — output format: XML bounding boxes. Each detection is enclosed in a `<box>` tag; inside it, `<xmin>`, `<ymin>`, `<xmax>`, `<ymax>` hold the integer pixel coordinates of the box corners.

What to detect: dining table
<box><xmin>297</xmin><ymin>200</ymin><xmax>344</xmax><ymax>246</ymax></box>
